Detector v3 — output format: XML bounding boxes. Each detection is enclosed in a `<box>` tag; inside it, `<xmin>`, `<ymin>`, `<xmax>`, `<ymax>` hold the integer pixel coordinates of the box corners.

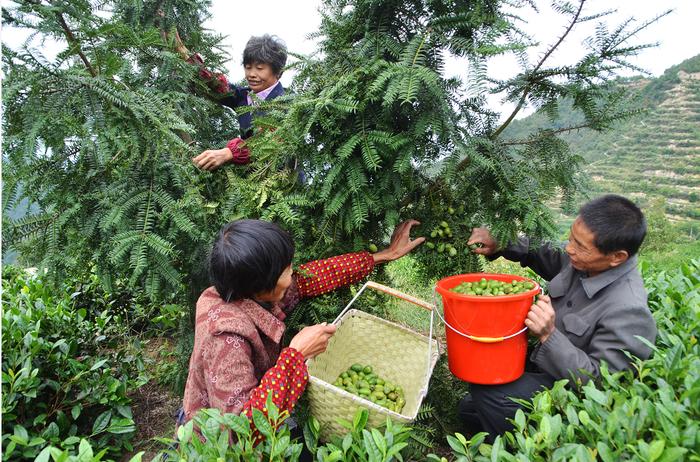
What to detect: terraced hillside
<box><xmin>504</xmin><ymin>55</ymin><xmax>700</xmax><ymax>225</ymax></box>
<box><xmin>585</xmin><ymin>70</ymin><xmax>700</xmax><ymax>222</ymax></box>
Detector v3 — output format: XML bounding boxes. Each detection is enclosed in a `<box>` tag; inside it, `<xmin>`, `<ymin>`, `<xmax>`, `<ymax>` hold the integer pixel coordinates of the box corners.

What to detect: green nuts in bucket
<box><xmin>450</xmin><ymin>278</ymin><xmax>535</xmax><ymax>296</ymax></box>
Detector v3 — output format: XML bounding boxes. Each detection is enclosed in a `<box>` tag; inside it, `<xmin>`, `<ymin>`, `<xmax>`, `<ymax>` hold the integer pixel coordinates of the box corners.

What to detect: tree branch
<box><xmin>501</xmin><ymin>123</ymin><xmax>592</xmax><ymax>146</ymax></box>
<box><xmin>490</xmin><ymin>0</ymin><xmax>586</xmax><ymax>140</ymax></box>
<box><xmin>54</xmin><ymin>11</ymin><xmax>97</xmax><ymax>77</ymax></box>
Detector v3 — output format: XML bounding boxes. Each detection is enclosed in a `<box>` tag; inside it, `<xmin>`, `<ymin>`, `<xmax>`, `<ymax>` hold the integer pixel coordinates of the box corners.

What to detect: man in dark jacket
<box><xmin>460</xmin><ymin>194</ymin><xmax>657</xmax><ymax>440</ymax></box>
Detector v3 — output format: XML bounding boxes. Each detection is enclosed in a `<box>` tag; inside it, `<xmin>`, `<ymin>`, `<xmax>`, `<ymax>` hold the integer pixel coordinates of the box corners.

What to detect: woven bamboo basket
<box><xmin>306</xmin><ymin>281</ymin><xmax>440</xmax><ymax>442</ymax></box>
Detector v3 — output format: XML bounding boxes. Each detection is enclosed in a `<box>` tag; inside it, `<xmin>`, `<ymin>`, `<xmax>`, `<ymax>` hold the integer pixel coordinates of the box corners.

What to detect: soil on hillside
<box><xmin>121</xmin><ymin>337</ymin><xmax>182</xmax><ymax>461</ymax></box>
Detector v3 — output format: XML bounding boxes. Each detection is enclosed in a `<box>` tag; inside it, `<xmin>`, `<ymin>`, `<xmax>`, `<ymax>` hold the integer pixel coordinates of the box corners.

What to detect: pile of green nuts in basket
<box><xmin>332</xmin><ymin>363</ymin><xmax>406</xmax><ymax>413</ymax></box>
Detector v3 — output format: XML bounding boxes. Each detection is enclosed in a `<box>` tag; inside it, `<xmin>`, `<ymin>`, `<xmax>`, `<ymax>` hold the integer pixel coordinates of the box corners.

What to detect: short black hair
<box><xmin>209</xmin><ymin>219</ymin><xmax>294</xmax><ymax>302</ymax></box>
<box><xmin>242</xmin><ymin>34</ymin><xmax>288</xmax><ymax>77</ymax></box>
<box><xmin>579</xmin><ymin>194</ymin><xmax>647</xmax><ymax>256</ymax></box>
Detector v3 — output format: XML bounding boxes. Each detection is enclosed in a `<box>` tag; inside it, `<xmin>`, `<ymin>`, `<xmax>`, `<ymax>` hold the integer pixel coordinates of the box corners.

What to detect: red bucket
<box><xmin>435</xmin><ymin>273</ymin><xmax>540</xmax><ymax>384</ymax></box>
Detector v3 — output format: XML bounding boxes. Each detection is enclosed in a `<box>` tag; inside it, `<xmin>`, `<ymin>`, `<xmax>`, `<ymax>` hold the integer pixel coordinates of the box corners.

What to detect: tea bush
<box><xmin>10</xmin><ymin>259</ymin><xmax>699</xmax><ymax>461</ymax></box>
<box><xmin>1</xmin><ymin>267</ymin><xmax>148</xmax><ymax>460</ymax></box>
<box><xmin>37</xmin><ymin>397</ymin><xmax>412</xmax><ymax>462</ymax></box>
<box><xmin>431</xmin><ymin>259</ymin><xmax>700</xmax><ymax>461</ymax></box>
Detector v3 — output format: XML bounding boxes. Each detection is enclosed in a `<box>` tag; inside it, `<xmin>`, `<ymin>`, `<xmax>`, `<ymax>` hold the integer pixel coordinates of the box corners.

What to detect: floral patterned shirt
<box><xmin>181</xmin><ymin>251</ymin><xmax>375</xmax><ymax>432</ymax></box>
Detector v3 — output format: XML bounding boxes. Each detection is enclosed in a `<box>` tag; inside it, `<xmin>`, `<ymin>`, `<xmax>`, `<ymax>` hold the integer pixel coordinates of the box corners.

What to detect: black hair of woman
<box><xmin>210</xmin><ymin>219</ymin><xmax>294</xmax><ymax>302</ymax></box>
<box><xmin>243</xmin><ymin>34</ymin><xmax>288</xmax><ymax>77</ymax></box>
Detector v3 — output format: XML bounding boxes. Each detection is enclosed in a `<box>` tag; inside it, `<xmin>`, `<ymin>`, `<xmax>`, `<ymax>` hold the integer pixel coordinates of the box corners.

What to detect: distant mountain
<box><xmin>503</xmin><ymin>55</ymin><xmax>700</xmax><ymax>224</ymax></box>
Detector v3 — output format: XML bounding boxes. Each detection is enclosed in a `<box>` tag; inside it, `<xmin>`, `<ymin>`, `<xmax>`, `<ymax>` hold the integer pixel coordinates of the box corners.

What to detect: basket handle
<box><xmin>332</xmin><ymin>281</ymin><xmax>438</xmax><ymax>402</ymax></box>
<box><xmin>332</xmin><ymin>280</ymin><xmax>434</xmax><ymax>323</ymax></box>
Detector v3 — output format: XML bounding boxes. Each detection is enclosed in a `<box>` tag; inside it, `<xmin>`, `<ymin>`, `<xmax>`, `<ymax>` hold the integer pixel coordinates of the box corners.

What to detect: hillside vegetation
<box><xmin>504</xmin><ymin>55</ymin><xmax>700</xmax><ymax>225</ymax></box>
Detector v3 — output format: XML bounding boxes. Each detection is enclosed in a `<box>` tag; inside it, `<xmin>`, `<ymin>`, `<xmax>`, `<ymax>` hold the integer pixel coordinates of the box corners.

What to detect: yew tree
<box><xmin>3</xmin><ymin>0</ymin><xmax>665</xmax><ymax>302</ymax></box>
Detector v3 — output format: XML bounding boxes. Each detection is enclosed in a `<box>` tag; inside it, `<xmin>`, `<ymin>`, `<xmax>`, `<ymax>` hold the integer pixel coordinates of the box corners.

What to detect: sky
<box><xmin>203</xmin><ymin>0</ymin><xmax>700</xmax><ymax>116</ymax></box>
<box><xmin>2</xmin><ymin>0</ymin><xmax>699</xmax><ymax>117</ymax></box>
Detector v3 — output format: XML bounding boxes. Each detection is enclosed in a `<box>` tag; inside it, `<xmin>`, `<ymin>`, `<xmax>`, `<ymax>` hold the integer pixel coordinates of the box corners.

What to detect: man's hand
<box><xmin>372</xmin><ymin>219</ymin><xmax>425</xmax><ymax>263</ymax></box>
<box><xmin>525</xmin><ymin>294</ymin><xmax>556</xmax><ymax>343</ymax></box>
<box><xmin>193</xmin><ymin>148</ymin><xmax>232</xmax><ymax>171</ymax></box>
<box><xmin>467</xmin><ymin>227</ymin><xmax>499</xmax><ymax>256</ymax></box>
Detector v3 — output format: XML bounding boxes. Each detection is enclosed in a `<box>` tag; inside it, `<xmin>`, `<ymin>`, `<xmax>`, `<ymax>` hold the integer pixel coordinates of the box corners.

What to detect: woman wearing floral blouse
<box><xmin>181</xmin><ymin>218</ymin><xmax>424</xmax><ymax>435</ymax></box>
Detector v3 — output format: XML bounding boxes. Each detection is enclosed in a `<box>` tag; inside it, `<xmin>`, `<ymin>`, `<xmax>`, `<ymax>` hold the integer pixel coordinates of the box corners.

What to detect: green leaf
<box><xmin>63</xmin><ymin>436</ymin><xmax>81</xmax><ymax>446</ymax></box>
<box><xmin>353</xmin><ymin>408</ymin><xmax>369</xmax><ymax>432</ymax></box>
<box><xmin>252</xmin><ymin>408</ymin><xmax>274</xmax><ymax>439</ymax></box>
<box><xmin>514</xmin><ymin>409</ymin><xmax>526</xmax><ymax>431</ymax></box>
<box><xmin>455</xmin><ymin>433</ymin><xmax>468</xmax><ymax>447</ymax></box>
<box><xmin>540</xmin><ymin>414</ymin><xmax>551</xmax><ymax>441</ymax></box>
<box><xmin>90</xmin><ymin>359</ymin><xmax>108</xmax><ymax>371</ymax></box>
<box><xmin>71</xmin><ymin>405</ymin><xmax>81</xmax><ymax>420</ymax></box>
<box><xmin>177</xmin><ymin>420</ymin><xmax>194</xmax><ymax>443</ymax></box>
<box><xmin>78</xmin><ymin>439</ymin><xmax>94</xmax><ymax>459</ymax></box>
<box><xmin>386</xmin><ymin>442</ymin><xmax>408</xmax><ymax>459</ymax></box>
<box><xmin>92</xmin><ymin>410</ymin><xmax>111</xmax><ymax>434</ymax></box>
<box><xmin>116</xmin><ymin>405</ymin><xmax>132</xmax><ymax>419</ymax></box>
<box><xmin>127</xmin><ymin>452</ymin><xmax>145</xmax><ymax>462</ymax></box>
<box><xmin>446</xmin><ymin>435</ymin><xmax>468</xmax><ymax>456</ymax></box>
<box><xmin>578</xmin><ymin>410</ymin><xmax>591</xmax><ymax>426</ymax></box>
<box><xmin>272</xmin><ymin>435</ymin><xmax>290</xmax><ymax>458</ymax></box>
<box><xmin>362</xmin><ymin>429</ymin><xmax>382</xmax><ymax>462</ymax></box>
<box><xmin>584</xmin><ymin>385</ymin><xmax>608</xmax><ymax>405</ymax></box>
<box><xmin>35</xmin><ymin>447</ymin><xmax>52</xmax><ymax>462</ymax></box>
<box><xmin>42</xmin><ymin>422</ymin><xmax>59</xmax><ymax>439</ymax></box>
<box><xmin>107</xmin><ymin>420</ymin><xmax>136</xmax><ymax>434</ymax></box>
<box><xmin>13</xmin><ymin>425</ymin><xmax>28</xmax><ymax>444</ymax></box>
<box><xmin>371</xmin><ymin>428</ymin><xmax>387</xmax><ymax>455</ymax></box>
<box><xmin>491</xmin><ymin>436</ymin><xmax>502</xmax><ymax>462</ymax></box>
<box><xmin>342</xmin><ymin>433</ymin><xmax>352</xmax><ymax>453</ymax></box>
<box><xmin>649</xmin><ymin>440</ymin><xmax>666</xmax><ymax>462</ymax></box>
<box><xmin>657</xmin><ymin>447</ymin><xmax>688</xmax><ymax>462</ymax></box>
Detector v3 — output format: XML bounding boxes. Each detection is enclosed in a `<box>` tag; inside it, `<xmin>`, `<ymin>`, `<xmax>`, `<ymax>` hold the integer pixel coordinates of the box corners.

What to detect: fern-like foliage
<box><xmin>3</xmin><ymin>0</ymin><xmax>667</xmax><ymax>304</ymax></box>
<box><xmin>1</xmin><ymin>1</ymin><xmax>301</xmax><ymax>301</ymax></box>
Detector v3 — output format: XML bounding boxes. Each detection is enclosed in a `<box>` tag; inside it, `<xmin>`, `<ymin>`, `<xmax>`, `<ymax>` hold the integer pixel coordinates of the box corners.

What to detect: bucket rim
<box><xmin>435</xmin><ymin>273</ymin><xmax>540</xmax><ymax>301</ymax></box>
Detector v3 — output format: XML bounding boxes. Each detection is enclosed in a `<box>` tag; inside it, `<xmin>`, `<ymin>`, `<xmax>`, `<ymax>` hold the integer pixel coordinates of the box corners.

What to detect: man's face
<box><xmin>244</xmin><ymin>61</ymin><xmax>278</xmax><ymax>93</ymax></box>
<box><xmin>565</xmin><ymin>217</ymin><xmax>624</xmax><ymax>276</ymax></box>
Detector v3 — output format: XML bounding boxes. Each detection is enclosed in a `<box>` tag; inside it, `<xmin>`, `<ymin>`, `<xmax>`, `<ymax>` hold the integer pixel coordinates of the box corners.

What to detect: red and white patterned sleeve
<box><xmin>202</xmin><ymin>337</ymin><xmax>307</xmax><ymax>418</ymax></box>
<box><xmin>295</xmin><ymin>251</ymin><xmax>375</xmax><ymax>298</ymax></box>
<box><xmin>187</xmin><ymin>53</ymin><xmax>229</xmax><ymax>94</ymax></box>
<box><xmin>241</xmin><ymin>347</ymin><xmax>308</xmax><ymax>441</ymax></box>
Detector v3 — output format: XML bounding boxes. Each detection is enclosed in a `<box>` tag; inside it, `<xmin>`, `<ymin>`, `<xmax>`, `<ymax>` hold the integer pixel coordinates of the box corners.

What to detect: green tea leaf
<box><xmin>649</xmin><ymin>440</ymin><xmax>666</xmax><ymax>462</ymax></box>
<box><xmin>252</xmin><ymin>408</ymin><xmax>274</xmax><ymax>439</ymax></box>
<box><xmin>92</xmin><ymin>410</ymin><xmax>111</xmax><ymax>434</ymax></box>
<box><xmin>353</xmin><ymin>408</ymin><xmax>369</xmax><ymax>432</ymax></box>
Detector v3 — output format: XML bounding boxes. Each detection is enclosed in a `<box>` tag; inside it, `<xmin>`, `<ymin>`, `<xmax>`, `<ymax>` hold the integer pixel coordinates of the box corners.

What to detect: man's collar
<box><xmin>580</xmin><ymin>255</ymin><xmax>639</xmax><ymax>299</ymax></box>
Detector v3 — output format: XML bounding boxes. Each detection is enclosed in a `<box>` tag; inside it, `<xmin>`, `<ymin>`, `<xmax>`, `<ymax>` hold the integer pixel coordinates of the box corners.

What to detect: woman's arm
<box><xmin>295</xmin><ymin>219</ymin><xmax>425</xmax><ymax>298</ymax></box>
<box><xmin>295</xmin><ymin>251</ymin><xmax>375</xmax><ymax>298</ymax></box>
<box><xmin>203</xmin><ymin>335</ymin><xmax>308</xmax><ymax>428</ymax></box>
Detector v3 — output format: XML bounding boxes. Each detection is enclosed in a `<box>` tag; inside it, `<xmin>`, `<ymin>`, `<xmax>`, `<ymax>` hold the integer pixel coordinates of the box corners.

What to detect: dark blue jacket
<box><xmin>219</xmin><ymin>83</ymin><xmax>285</xmax><ymax>139</ymax></box>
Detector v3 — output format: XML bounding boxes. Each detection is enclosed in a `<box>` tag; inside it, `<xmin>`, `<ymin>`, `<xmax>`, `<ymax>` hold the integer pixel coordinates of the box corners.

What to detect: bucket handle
<box><xmin>432</xmin><ymin>287</ymin><xmax>529</xmax><ymax>343</ymax></box>
<box><xmin>333</xmin><ymin>281</ymin><xmax>438</xmax><ymax>401</ymax></box>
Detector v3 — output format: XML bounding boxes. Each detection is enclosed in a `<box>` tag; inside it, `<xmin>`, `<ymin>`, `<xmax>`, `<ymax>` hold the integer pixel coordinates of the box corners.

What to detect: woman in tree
<box><xmin>181</xmin><ymin>218</ymin><xmax>425</xmax><ymax>433</ymax></box>
<box><xmin>172</xmin><ymin>32</ymin><xmax>287</xmax><ymax>171</ymax></box>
